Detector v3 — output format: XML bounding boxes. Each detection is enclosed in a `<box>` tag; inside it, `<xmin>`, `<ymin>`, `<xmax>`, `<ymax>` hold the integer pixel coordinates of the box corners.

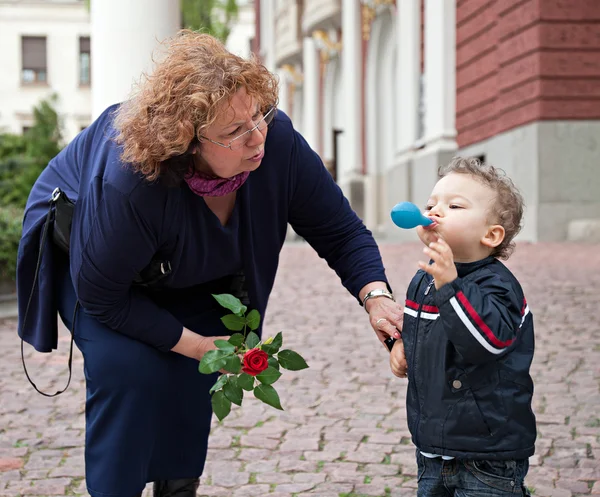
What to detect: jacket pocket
<box><xmin>444</xmin><ymin>390</ymin><xmax>492</xmax><ymax>439</ymax></box>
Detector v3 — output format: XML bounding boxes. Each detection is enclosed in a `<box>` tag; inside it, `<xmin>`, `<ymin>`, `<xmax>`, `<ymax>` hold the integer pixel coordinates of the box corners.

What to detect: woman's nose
<box><xmin>246</xmin><ymin>126</ymin><xmax>264</xmax><ymax>148</ymax></box>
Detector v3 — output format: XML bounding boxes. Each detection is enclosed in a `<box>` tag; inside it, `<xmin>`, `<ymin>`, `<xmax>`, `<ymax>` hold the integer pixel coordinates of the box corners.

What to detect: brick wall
<box><xmin>456</xmin><ymin>0</ymin><xmax>600</xmax><ymax>148</ymax></box>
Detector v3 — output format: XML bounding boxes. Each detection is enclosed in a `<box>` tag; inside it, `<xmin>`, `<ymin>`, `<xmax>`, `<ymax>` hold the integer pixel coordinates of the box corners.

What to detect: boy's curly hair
<box><xmin>112</xmin><ymin>30</ymin><xmax>279</xmax><ymax>184</ymax></box>
<box><xmin>438</xmin><ymin>156</ymin><xmax>524</xmax><ymax>260</ymax></box>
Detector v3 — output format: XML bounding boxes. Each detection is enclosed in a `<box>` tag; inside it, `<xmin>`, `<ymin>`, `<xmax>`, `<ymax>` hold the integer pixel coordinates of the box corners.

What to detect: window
<box><xmin>79</xmin><ymin>36</ymin><xmax>91</xmax><ymax>85</ymax></box>
<box><xmin>22</xmin><ymin>36</ymin><xmax>47</xmax><ymax>84</ymax></box>
<box><xmin>22</xmin><ymin>126</ymin><xmax>31</xmax><ymax>135</ymax></box>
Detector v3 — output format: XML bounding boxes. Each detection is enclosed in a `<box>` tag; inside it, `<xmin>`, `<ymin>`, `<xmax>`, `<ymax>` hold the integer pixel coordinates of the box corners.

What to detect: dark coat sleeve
<box><xmin>70</xmin><ymin>180</ymin><xmax>183</xmax><ymax>352</ymax></box>
<box><xmin>287</xmin><ymin>129</ymin><xmax>389</xmax><ymax>302</ymax></box>
<box><xmin>433</xmin><ymin>272</ymin><xmax>527</xmax><ymax>364</ymax></box>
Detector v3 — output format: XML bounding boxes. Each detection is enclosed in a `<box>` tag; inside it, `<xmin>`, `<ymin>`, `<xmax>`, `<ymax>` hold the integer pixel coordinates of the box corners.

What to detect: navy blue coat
<box><xmin>402</xmin><ymin>256</ymin><xmax>536</xmax><ymax>460</ymax></box>
<box><xmin>17</xmin><ymin>105</ymin><xmax>389</xmax><ymax>353</ymax></box>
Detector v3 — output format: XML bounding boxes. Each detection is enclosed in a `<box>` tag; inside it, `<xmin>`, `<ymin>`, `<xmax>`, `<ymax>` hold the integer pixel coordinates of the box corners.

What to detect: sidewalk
<box><xmin>1</xmin><ymin>242</ymin><xmax>599</xmax><ymax>497</ymax></box>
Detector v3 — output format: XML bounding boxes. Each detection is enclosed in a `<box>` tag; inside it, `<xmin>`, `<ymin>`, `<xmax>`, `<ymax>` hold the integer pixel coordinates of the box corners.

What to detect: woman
<box><xmin>17</xmin><ymin>31</ymin><xmax>405</xmax><ymax>497</ymax></box>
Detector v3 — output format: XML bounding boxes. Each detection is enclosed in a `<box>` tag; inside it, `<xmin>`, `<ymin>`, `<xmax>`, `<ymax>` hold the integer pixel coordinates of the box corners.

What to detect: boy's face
<box><xmin>417</xmin><ymin>172</ymin><xmax>503</xmax><ymax>262</ymax></box>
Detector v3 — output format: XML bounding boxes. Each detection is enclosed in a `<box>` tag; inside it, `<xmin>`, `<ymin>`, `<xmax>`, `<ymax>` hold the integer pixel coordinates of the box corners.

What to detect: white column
<box><xmin>342</xmin><ymin>0</ymin><xmax>363</xmax><ymax>176</ymax></box>
<box><xmin>277</xmin><ymin>70</ymin><xmax>290</xmax><ymax>117</ymax></box>
<box><xmin>424</xmin><ymin>0</ymin><xmax>457</xmax><ymax>146</ymax></box>
<box><xmin>91</xmin><ymin>0</ymin><xmax>180</xmax><ymax>118</ymax></box>
<box><xmin>396</xmin><ymin>0</ymin><xmax>421</xmax><ymax>154</ymax></box>
<box><xmin>260</xmin><ymin>0</ymin><xmax>276</xmax><ymax>72</ymax></box>
<box><xmin>302</xmin><ymin>37</ymin><xmax>320</xmax><ymax>151</ymax></box>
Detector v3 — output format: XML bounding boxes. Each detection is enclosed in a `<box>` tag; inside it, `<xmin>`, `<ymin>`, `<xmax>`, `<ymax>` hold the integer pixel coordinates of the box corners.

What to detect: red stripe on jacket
<box><xmin>456</xmin><ymin>291</ymin><xmax>514</xmax><ymax>348</ymax></box>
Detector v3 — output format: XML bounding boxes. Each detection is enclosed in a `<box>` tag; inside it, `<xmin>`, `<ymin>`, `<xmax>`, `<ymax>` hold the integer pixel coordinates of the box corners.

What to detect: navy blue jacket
<box><xmin>402</xmin><ymin>256</ymin><xmax>536</xmax><ymax>460</ymax></box>
<box><xmin>17</xmin><ymin>105</ymin><xmax>389</xmax><ymax>353</ymax></box>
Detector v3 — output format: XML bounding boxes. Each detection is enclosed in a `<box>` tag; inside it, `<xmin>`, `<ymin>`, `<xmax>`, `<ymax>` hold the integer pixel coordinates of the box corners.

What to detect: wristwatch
<box><xmin>362</xmin><ymin>288</ymin><xmax>395</xmax><ymax>311</ymax></box>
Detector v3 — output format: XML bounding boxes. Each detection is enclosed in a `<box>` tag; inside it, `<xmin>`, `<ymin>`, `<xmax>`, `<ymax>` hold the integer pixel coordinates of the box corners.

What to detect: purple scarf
<box><xmin>184</xmin><ymin>169</ymin><xmax>250</xmax><ymax>197</ymax></box>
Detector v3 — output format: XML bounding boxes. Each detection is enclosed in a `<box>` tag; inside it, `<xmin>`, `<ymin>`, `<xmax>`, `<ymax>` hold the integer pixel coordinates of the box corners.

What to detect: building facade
<box><xmin>0</xmin><ymin>0</ymin><xmax>247</xmax><ymax>139</ymax></box>
<box><xmin>0</xmin><ymin>0</ymin><xmax>91</xmax><ymax>141</ymax></box>
<box><xmin>256</xmin><ymin>0</ymin><xmax>600</xmax><ymax>242</ymax></box>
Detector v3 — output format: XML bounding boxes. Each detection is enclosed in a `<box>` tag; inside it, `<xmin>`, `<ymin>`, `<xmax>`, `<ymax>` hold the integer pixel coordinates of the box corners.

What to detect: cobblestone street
<box><xmin>1</xmin><ymin>242</ymin><xmax>599</xmax><ymax>497</ymax></box>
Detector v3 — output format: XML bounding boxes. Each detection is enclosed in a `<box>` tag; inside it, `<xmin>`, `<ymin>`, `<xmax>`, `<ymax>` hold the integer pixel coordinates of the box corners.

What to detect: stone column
<box><xmin>277</xmin><ymin>69</ymin><xmax>290</xmax><ymax>117</ymax></box>
<box><xmin>302</xmin><ymin>36</ymin><xmax>319</xmax><ymax>151</ymax></box>
<box><xmin>259</xmin><ymin>0</ymin><xmax>276</xmax><ymax>72</ymax></box>
<box><xmin>341</xmin><ymin>0</ymin><xmax>363</xmax><ymax>178</ymax></box>
<box><xmin>91</xmin><ymin>0</ymin><xmax>180</xmax><ymax>118</ymax></box>
<box><xmin>423</xmin><ymin>0</ymin><xmax>457</xmax><ymax>147</ymax></box>
<box><xmin>396</xmin><ymin>0</ymin><xmax>421</xmax><ymax>155</ymax></box>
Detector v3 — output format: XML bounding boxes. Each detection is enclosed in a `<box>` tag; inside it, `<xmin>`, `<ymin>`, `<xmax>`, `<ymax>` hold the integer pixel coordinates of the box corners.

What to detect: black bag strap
<box><xmin>20</xmin><ymin>190</ymin><xmax>77</xmax><ymax>397</ymax></box>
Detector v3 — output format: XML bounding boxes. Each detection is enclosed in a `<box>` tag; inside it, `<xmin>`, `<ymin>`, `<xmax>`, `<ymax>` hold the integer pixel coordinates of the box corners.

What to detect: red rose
<box><xmin>242</xmin><ymin>348</ymin><xmax>269</xmax><ymax>376</ymax></box>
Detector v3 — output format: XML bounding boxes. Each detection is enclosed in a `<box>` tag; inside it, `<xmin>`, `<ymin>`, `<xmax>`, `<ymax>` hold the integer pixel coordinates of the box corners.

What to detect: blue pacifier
<box><xmin>390</xmin><ymin>202</ymin><xmax>434</xmax><ymax>229</ymax></box>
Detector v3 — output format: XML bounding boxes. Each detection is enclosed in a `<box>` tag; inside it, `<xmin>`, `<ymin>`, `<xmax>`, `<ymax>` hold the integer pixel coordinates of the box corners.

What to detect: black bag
<box><xmin>51</xmin><ymin>187</ymin><xmax>74</xmax><ymax>254</ymax></box>
<box><xmin>21</xmin><ymin>187</ymin><xmax>172</xmax><ymax>396</ymax></box>
<box><xmin>51</xmin><ymin>188</ymin><xmax>172</xmax><ymax>284</ymax></box>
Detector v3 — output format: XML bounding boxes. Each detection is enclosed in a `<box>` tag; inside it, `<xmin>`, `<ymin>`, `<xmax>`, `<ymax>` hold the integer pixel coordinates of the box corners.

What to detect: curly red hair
<box><xmin>112</xmin><ymin>30</ymin><xmax>279</xmax><ymax>182</ymax></box>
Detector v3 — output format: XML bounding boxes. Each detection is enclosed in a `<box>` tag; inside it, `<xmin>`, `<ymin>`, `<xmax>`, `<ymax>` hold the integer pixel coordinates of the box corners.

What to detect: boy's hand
<box><xmin>390</xmin><ymin>339</ymin><xmax>408</xmax><ymax>378</ymax></box>
<box><xmin>418</xmin><ymin>236</ymin><xmax>458</xmax><ymax>289</ymax></box>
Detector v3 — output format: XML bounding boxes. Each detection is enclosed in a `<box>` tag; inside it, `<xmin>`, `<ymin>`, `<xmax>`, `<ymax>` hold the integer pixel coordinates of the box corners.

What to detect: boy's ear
<box><xmin>481</xmin><ymin>224</ymin><xmax>505</xmax><ymax>249</ymax></box>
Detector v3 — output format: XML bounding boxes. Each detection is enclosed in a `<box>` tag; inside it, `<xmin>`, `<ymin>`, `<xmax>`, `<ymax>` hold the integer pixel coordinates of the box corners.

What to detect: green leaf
<box><xmin>277</xmin><ymin>350</ymin><xmax>309</xmax><ymax>371</ymax></box>
<box><xmin>261</xmin><ymin>331</ymin><xmax>283</xmax><ymax>355</ymax></box>
<box><xmin>212</xmin><ymin>293</ymin><xmax>244</xmax><ymax>314</ymax></box>
<box><xmin>209</xmin><ymin>373</ymin><xmax>228</xmax><ymax>394</ymax></box>
<box><xmin>212</xmin><ymin>293</ymin><xmax>247</xmax><ymax>316</ymax></box>
<box><xmin>228</xmin><ymin>333</ymin><xmax>245</xmax><ymax>347</ymax></box>
<box><xmin>214</xmin><ymin>340</ymin><xmax>235</xmax><ymax>353</ymax></box>
<box><xmin>221</xmin><ymin>314</ymin><xmax>246</xmax><ymax>331</ymax></box>
<box><xmin>245</xmin><ymin>309</ymin><xmax>261</xmax><ymax>331</ymax></box>
<box><xmin>267</xmin><ymin>356</ymin><xmax>280</xmax><ymax>370</ymax></box>
<box><xmin>245</xmin><ymin>331</ymin><xmax>260</xmax><ymax>349</ymax></box>
<box><xmin>223</xmin><ymin>355</ymin><xmax>241</xmax><ymax>374</ymax></box>
<box><xmin>237</xmin><ymin>373</ymin><xmax>255</xmax><ymax>391</ymax></box>
<box><xmin>211</xmin><ymin>391</ymin><xmax>231</xmax><ymax>421</ymax></box>
<box><xmin>253</xmin><ymin>384</ymin><xmax>283</xmax><ymax>410</ymax></box>
<box><xmin>223</xmin><ymin>378</ymin><xmax>244</xmax><ymax>406</ymax></box>
<box><xmin>256</xmin><ymin>366</ymin><xmax>282</xmax><ymax>385</ymax></box>
<box><xmin>199</xmin><ymin>350</ymin><xmax>229</xmax><ymax>374</ymax></box>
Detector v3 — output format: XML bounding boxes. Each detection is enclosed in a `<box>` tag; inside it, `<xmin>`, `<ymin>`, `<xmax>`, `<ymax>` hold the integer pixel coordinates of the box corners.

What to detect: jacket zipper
<box><xmin>410</xmin><ymin>274</ymin><xmax>430</xmax><ymax>448</ymax></box>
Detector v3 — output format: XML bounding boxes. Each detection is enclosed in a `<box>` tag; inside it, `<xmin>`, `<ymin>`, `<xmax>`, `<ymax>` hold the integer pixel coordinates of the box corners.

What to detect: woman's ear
<box><xmin>481</xmin><ymin>224</ymin><xmax>505</xmax><ymax>249</ymax></box>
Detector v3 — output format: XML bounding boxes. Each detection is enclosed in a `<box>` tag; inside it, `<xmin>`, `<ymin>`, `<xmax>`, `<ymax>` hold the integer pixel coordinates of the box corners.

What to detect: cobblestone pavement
<box><xmin>1</xmin><ymin>242</ymin><xmax>599</xmax><ymax>497</ymax></box>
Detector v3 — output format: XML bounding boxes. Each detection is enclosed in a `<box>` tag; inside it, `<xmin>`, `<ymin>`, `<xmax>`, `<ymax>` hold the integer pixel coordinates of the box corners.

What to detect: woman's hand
<box><xmin>171</xmin><ymin>328</ymin><xmax>229</xmax><ymax>361</ymax></box>
<box><xmin>366</xmin><ymin>297</ymin><xmax>403</xmax><ymax>348</ymax></box>
<box><xmin>390</xmin><ymin>339</ymin><xmax>408</xmax><ymax>378</ymax></box>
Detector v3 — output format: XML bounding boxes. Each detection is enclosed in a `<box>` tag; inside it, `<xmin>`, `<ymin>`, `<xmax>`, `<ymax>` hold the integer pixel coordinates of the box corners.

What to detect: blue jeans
<box><xmin>416</xmin><ymin>451</ymin><xmax>531</xmax><ymax>496</ymax></box>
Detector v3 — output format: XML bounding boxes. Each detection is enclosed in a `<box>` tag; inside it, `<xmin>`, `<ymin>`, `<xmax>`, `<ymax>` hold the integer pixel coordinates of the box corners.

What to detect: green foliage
<box><xmin>0</xmin><ymin>156</ymin><xmax>41</xmax><ymax>208</ymax></box>
<box><xmin>0</xmin><ymin>207</ymin><xmax>23</xmax><ymax>282</ymax></box>
<box><xmin>0</xmin><ymin>95</ymin><xmax>63</xmax><ymax>283</ymax></box>
<box><xmin>181</xmin><ymin>0</ymin><xmax>239</xmax><ymax>43</ymax></box>
<box><xmin>0</xmin><ymin>95</ymin><xmax>62</xmax><ymax>209</ymax></box>
<box><xmin>0</xmin><ymin>133</ymin><xmax>27</xmax><ymax>159</ymax></box>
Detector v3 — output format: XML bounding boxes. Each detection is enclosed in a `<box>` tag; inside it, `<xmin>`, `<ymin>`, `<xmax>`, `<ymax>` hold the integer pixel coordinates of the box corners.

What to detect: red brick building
<box><xmin>457</xmin><ymin>0</ymin><xmax>600</xmax><ymax>147</ymax></box>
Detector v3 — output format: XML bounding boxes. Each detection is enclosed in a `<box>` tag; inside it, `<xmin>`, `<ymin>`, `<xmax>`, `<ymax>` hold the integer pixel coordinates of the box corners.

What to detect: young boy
<box><xmin>390</xmin><ymin>156</ymin><xmax>536</xmax><ymax>496</ymax></box>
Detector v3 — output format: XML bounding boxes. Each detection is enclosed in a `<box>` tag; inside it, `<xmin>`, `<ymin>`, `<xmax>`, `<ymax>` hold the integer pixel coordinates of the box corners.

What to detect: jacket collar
<box><xmin>455</xmin><ymin>256</ymin><xmax>496</xmax><ymax>278</ymax></box>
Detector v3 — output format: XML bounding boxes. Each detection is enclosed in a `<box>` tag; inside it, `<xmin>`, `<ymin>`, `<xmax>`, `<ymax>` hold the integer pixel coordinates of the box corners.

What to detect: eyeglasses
<box><xmin>200</xmin><ymin>107</ymin><xmax>277</xmax><ymax>151</ymax></box>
